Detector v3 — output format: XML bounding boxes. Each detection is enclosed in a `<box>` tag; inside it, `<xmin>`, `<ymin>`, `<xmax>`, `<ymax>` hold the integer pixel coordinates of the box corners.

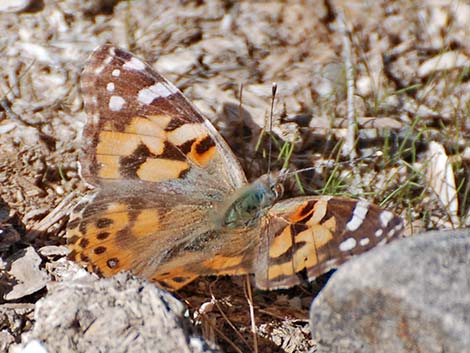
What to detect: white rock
<box><xmin>4</xmin><ymin>247</ymin><xmax>48</xmax><ymax>301</ymax></box>
<box><xmin>0</xmin><ymin>0</ymin><xmax>33</xmax><ymax>13</ymax></box>
<box><xmin>418</xmin><ymin>51</ymin><xmax>469</xmax><ymax>78</ymax></box>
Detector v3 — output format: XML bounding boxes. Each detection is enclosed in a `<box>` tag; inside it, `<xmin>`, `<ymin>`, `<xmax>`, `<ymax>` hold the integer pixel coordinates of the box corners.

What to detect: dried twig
<box><xmin>244</xmin><ymin>276</ymin><xmax>258</xmax><ymax>353</ymax></box>
<box><xmin>337</xmin><ymin>10</ymin><xmax>357</xmax><ymax>159</ymax></box>
<box><xmin>25</xmin><ymin>191</ymin><xmax>78</xmax><ymax>241</ymax></box>
<box><xmin>208</xmin><ymin>282</ymin><xmax>250</xmax><ymax>353</ymax></box>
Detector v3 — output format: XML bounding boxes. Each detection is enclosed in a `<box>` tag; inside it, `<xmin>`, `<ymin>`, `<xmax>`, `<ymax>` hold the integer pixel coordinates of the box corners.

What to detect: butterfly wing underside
<box><xmin>67</xmin><ymin>45</ymin><xmax>247</xmax><ymax>289</ymax></box>
<box><xmin>255</xmin><ymin>196</ymin><xmax>404</xmax><ymax>290</ymax></box>
<box><xmin>78</xmin><ymin>45</ymin><xmax>245</xmax><ymax>188</ymax></box>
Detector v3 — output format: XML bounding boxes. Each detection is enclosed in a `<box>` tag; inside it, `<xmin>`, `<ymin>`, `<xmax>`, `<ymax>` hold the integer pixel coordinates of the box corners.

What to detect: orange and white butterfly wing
<box><xmin>79</xmin><ymin>45</ymin><xmax>245</xmax><ymax>189</ymax></box>
<box><xmin>254</xmin><ymin>196</ymin><xmax>404</xmax><ymax>290</ymax></box>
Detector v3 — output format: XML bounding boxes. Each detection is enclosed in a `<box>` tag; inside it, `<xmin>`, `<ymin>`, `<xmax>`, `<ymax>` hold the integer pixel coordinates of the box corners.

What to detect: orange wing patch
<box><xmin>187</xmin><ymin>135</ymin><xmax>216</xmax><ymax>167</ymax></box>
<box><xmin>153</xmin><ymin>270</ymin><xmax>199</xmax><ymax>291</ymax></box>
<box><xmin>68</xmin><ymin>202</ymin><xmax>163</xmax><ymax>277</ymax></box>
<box><xmin>167</xmin><ymin>123</ymin><xmax>217</xmax><ymax>167</ymax></box>
<box><xmin>94</xmin><ymin>115</ymin><xmax>217</xmax><ymax>182</ymax></box>
<box><xmin>129</xmin><ymin>209</ymin><xmax>162</xmax><ymax>238</ymax></box>
<box><xmin>136</xmin><ymin>159</ymin><xmax>189</xmax><ymax>182</ymax></box>
<box><xmin>201</xmin><ymin>254</ymin><xmax>245</xmax><ymax>274</ymax></box>
<box><xmin>268</xmin><ymin>227</ymin><xmax>292</xmax><ymax>258</ymax></box>
<box><xmin>262</xmin><ymin>198</ymin><xmax>339</xmax><ymax>288</ymax></box>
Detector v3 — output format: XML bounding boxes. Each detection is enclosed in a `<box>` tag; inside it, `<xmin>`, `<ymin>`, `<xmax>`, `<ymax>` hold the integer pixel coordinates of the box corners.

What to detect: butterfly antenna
<box><xmin>237</xmin><ymin>83</ymin><xmax>244</xmax><ymax>151</ymax></box>
<box><xmin>238</xmin><ymin>82</ymin><xmax>244</xmax><ymax>125</ymax></box>
<box><xmin>267</xmin><ymin>82</ymin><xmax>277</xmax><ymax>175</ymax></box>
<box><xmin>281</xmin><ymin>150</ymin><xmax>385</xmax><ymax>179</ymax></box>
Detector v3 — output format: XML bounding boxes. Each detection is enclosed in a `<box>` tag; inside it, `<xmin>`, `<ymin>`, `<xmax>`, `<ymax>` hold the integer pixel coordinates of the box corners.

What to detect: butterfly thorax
<box><xmin>221</xmin><ymin>174</ymin><xmax>282</xmax><ymax>228</ymax></box>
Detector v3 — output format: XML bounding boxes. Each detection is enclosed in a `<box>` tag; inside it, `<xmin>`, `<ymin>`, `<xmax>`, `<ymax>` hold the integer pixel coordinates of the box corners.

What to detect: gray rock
<box><xmin>4</xmin><ymin>247</ymin><xmax>49</xmax><ymax>301</ymax></box>
<box><xmin>310</xmin><ymin>229</ymin><xmax>470</xmax><ymax>353</ymax></box>
<box><xmin>17</xmin><ymin>272</ymin><xmax>216</xmax><ymax>353</ymax></box>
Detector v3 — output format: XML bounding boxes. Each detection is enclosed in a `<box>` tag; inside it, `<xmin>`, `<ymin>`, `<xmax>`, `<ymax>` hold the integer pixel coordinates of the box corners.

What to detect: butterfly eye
<box><xmin>273</xmin><ymin>183</ymin><xmax>284</xmax><ymax>198</ymax></box>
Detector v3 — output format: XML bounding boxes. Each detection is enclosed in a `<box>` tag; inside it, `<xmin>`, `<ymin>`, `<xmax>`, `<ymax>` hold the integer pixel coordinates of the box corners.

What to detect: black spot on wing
<box><xmin>96</xmin><ymin>218</ymin><xmax>113</xmax><ymax>229</ymax></box>
<box><xmin>107</xmin><ymin>258</ymin><xmax>119</xmax><ymax>269</ymax></box>
<box><xmin>96</xmin><ymin>232</ymin><xmax>110</xmax><ymax>240</ymax></box>
<box><xmin>114</xmin><ymin>47</ymin><xmax>133</xmax><ymax>62</ymax></box>
<box><xmin>119</xmin><ymin>143</ymin><xmax>156</xmax><ymax>179</ymax></box>
<box><xmin>195</xmin><ymin>135</ymin><xmax>215</xmax><ymax>155</ymax></box>
<box><xmin>159</xmin><ymin>141</ymin><xmax>186</xmax><ymax>161</ymax></box>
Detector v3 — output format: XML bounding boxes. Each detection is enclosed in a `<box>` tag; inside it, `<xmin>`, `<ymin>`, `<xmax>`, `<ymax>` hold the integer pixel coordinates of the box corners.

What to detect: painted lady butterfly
<box><xmin>67</xmin><ymin>45</ymin><xmax>404</xmax><ymax>291</ymax></box>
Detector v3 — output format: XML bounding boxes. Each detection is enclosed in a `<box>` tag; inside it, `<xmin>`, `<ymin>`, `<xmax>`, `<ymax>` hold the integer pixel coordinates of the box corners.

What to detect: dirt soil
<box><xmin>0</xmin><ymin>1</ymin><xmax>469</xmax><ymax>352</ymax></box>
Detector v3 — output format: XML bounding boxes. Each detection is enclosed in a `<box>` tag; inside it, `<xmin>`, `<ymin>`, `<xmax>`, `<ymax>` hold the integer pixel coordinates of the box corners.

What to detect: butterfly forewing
<box><xmin>79</xmin><ymin>44</ymin><xmax>246</xmax><ymax>189</ymax></box>
<box><xmin>254</xmin><ymin>196</ymin><xmax>404</xmax><ymax>290</ymax></box>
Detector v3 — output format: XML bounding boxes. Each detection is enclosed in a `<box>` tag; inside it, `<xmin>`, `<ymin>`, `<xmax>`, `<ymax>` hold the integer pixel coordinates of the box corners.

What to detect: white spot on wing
<box><xmin>394</xmin><ymin>223</ymin><xmax>404</xmax><ymax>233</ymax></box>
<box><xmin>94</xmin><ymin>65</ymin><xmax>104</xmax><ymax>75</ymax></box>
<box><xmin>106</xmin><ymin>82</ymin><xmax>115</xmax><ymax>92</ymax></box>
<box><xmin>104</xmin><ymin>56</ymin><xmax>113</xmax><ymax>65</ymax></box>
<box><xmin>380</xmin><ymin>211</ymin><xmax>395</xmax><ymax>228</ymax></box>
<box><xmin>389</xmin><ymin>223</ymin><xmax>404</xmax><ymax>238</ymax></box>
<box><xmin>346</xmin><ymin>200</ymin><xmax>370</xmax><ymax>231</ymax></box>
<box><xmin>138</xmin><ymin>82</ymin><xmax>175</xmax><ymax>104</ymax></box>
<box><xmin>109</xmin><ymin>96</ymin><xmax>125</xmax><ymax>111</ymax></box>
<box><xmin>339</xmin><ymin>238</ymin><xmax>357</xmax><ymax>252</ymax></box>
<box><xmin>123</xmin><ymin>57</ymin><xmax>146</xmax><ymax>71</ymax></box>
<box><xmin>375</xmin><ymin>229</ymin><xmax>384</xmax><ymax>238</ymax></box>
<box><xmin>90</xmin><ymin>114</ymin><xmax>99</xmax><ymax>125</ymax></box>
<box><xmin>112</xmin><ymin>69</ymin><xmax>120</xmax><ymax>77</ymax></box>
<box><xmin>359</xmin><ymin>237</ymin><xmax>370</xmax><ymax>246</ymax></box>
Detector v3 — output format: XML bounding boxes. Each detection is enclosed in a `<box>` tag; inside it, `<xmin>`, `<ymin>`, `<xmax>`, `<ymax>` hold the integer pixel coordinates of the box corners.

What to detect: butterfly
<box><xmin>67</xmin><ymin>45</ymin><xmax>404</xmax><ymax>291</ymax></box>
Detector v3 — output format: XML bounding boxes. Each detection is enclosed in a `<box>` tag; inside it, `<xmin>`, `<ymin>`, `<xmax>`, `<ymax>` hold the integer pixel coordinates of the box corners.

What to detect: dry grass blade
<box><xmin>337</xmin><ymin>9</ymin><xmax>356</xmax><ymax>159</ymax></box>
<box><xmin>208</xmin><ymin>283</ymin><xmax>251</xmax><ymax>353</ymax></box>
<box><xmin>243</xmin><ymin>276</ymin><xmax>258</xmax><ymax>353</ymax></box>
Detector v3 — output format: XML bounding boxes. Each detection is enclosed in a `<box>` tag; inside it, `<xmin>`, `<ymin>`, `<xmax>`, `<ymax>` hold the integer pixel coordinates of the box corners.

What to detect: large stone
<box><xmin>310</xmin><ymin>229</ymin><xmax>470</xmax><ymax>353</ymax></box>
<box><xmin>15</xmin><ymin>273</ymin><xmax>216</xmax><ymax>353</ymax></box>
